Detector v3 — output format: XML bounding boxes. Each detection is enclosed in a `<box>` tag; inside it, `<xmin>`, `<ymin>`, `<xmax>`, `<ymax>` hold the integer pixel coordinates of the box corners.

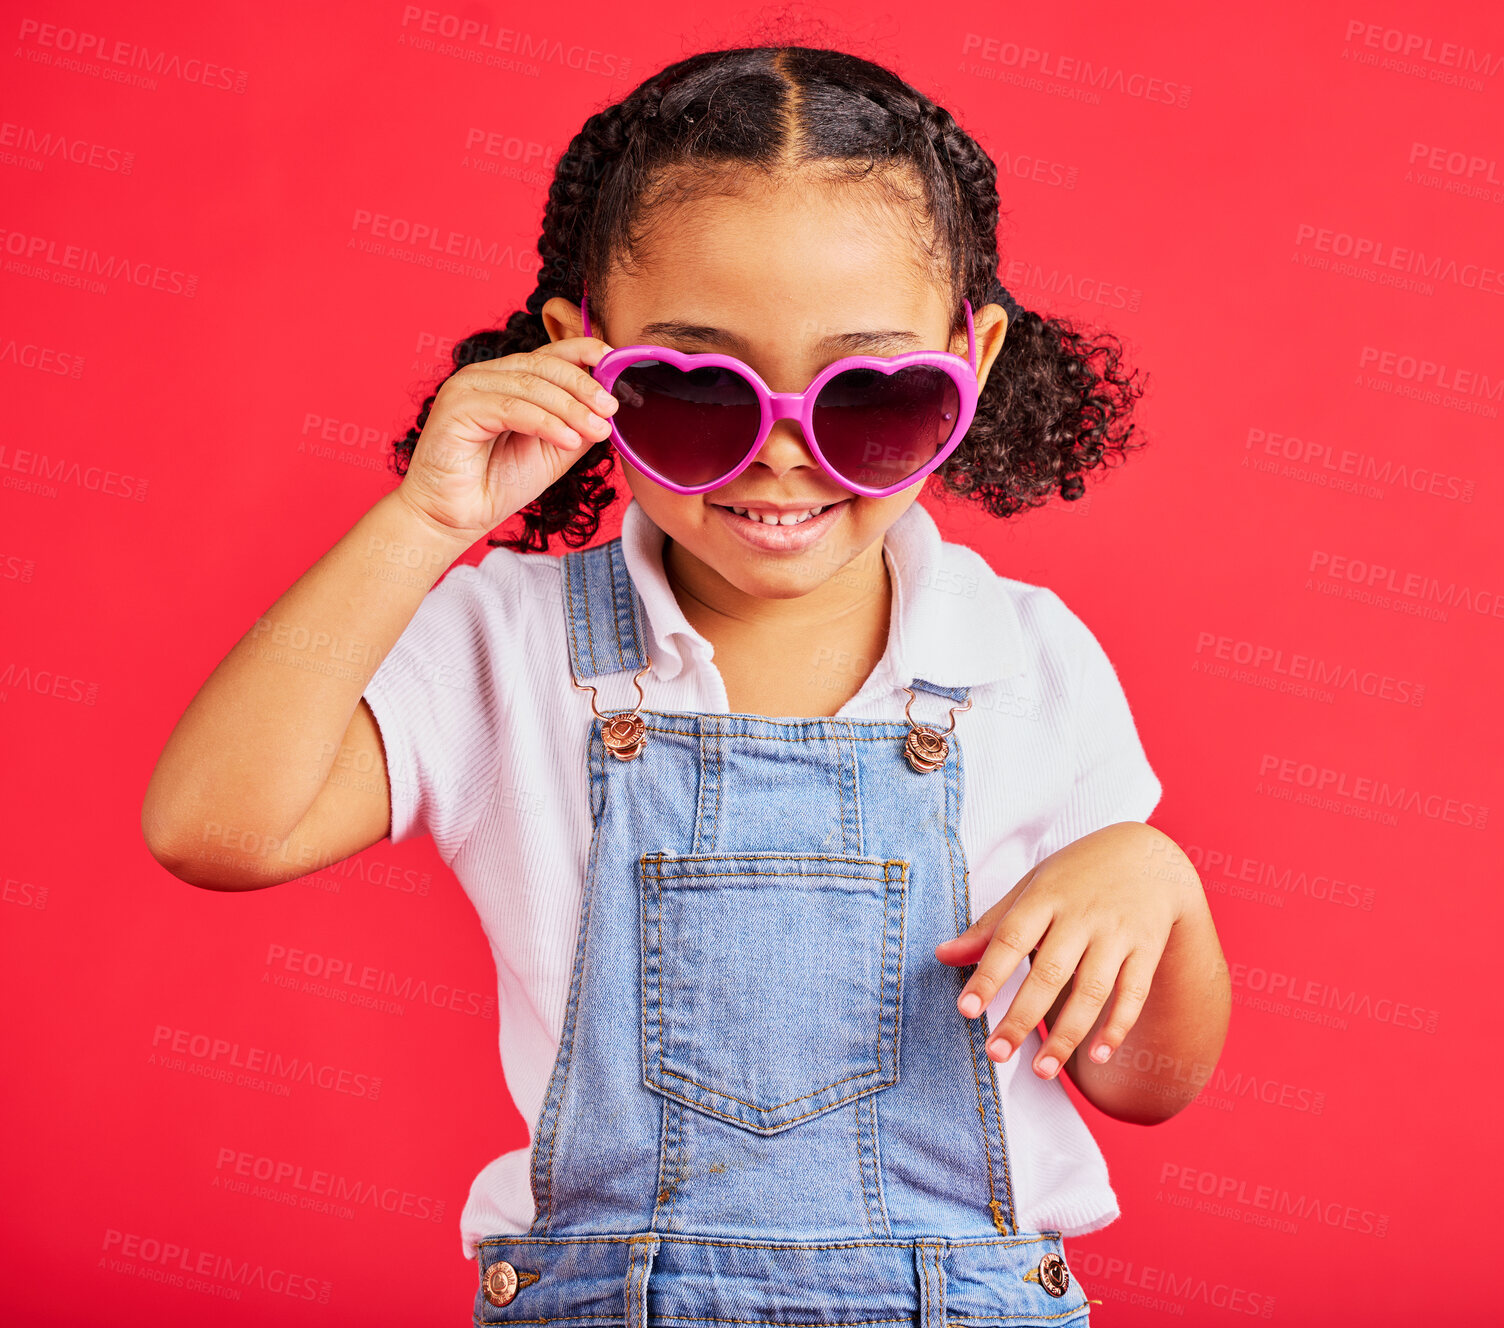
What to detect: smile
<box><xmin>710</xmin><ymin>499</ymin><xmax>851</xmax><ymax>552</ymax></box>
<box><xmin>717</xmin><ymin>504</ymin><xmax>834</xmax><ymax>526</ymax></box>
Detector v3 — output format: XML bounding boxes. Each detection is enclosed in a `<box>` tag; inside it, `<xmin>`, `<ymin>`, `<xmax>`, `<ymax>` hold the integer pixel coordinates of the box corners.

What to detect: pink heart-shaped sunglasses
<box><xmin>581</xmin><ymin>282</ymin><xmax>980</xmax><ymax>498</ymax></box>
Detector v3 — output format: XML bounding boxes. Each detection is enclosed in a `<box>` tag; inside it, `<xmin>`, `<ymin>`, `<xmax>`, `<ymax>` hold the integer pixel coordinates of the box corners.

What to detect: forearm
<box><xmin>142</xmin><ymin>489</ymin><xmax>473</xmax><ymax>865</ymax></box>
<box><xmin>1045</xmin><ymin>832</ymin><xmax>1231</xmax><ymax>1124</ymax></box>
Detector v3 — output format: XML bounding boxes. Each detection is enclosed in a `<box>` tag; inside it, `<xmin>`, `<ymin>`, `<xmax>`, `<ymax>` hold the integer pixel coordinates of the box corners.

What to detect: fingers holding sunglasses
<box><xmin>535</xmin><ymin>338</ymin><xmax>624</xmax><ymax>425</ymax></box>
<box><xmin>397</xmin><ymin>345</ymin><xmax>619</xmax><ymax>541</ymax></box>
<box><xmin>460</xmin><ymin>356</ymin><xmax>618</xmax><ymax>446</ymax></box>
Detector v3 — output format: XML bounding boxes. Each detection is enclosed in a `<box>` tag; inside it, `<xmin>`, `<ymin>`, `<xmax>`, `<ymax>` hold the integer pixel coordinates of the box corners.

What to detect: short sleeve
<box><xmin>1033</xmin><ymin>589</ymin><xmax>1163</xmax><ymax>861</ymax></box>
<box><xmin>361</xmin><ymin>558</ymin><xmax>517</xmax><ymax>866</ymax></box>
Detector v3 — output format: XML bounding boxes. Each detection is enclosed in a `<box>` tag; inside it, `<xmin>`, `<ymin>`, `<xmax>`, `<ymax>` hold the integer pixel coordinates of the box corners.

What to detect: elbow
<box><xmin>141</xmin><ymin>792</ymin><xmax>201</xmax><ymax>886</ymax></box>
<box><xmin>140</xmin><ymin>828</ymin><xmax>229</xmax><ymax>891</ymax></box>
<box><xmin>1086</xmin><ymin>1086</ymin><xmax>1191</xmax><ymax>1127</ymax></box>
<box><xmin>140</xmin><ymin>798</ymin><xmax>268</xmax><ymax>892</ymax></box>
<box><xmin>143</xmin><ymin>841</ymin><xmax>275</xmax><ymax>892</ymax></box>
<box><xmin>1069</xmin><ymin>1043</ymin><xmax>1224</xmax><ymax>1126</ymax></box>
<box><xmin>1092</xmin><ymin>1084</ymin><xmax>1200</xmax><ymax>1127</ymax></box>
<box><xmin>141</xmin><ymin>798</ymin><xmax>195</xmax><ymax>883</ymax></box>
<box><xmin>1125</xmin><ymin>1090</ymin><xmax>1199</xmax><ymax>1127</ymax></box>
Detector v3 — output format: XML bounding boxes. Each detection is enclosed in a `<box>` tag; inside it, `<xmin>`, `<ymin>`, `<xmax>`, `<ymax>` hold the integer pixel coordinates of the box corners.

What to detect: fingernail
<box><xmin>1036</xmin><ymin>1055</ymin><xmax>1059</xmax><ymax>1077</ymax></box>
<box><xmin>959</xmin><ymin>993</ymin><xmax>981</xmax><ymax>1018</ymax></box>
<box><xmin>1090</xmin><ymin>1043</ymin><xmax>1112</xmax><ymax>1063</ymax></box>
<box><xmin>990</xmin><ymin>1039</ymin><xmax>1012</xmax><ymax>1062</ymax></box>
<box><xmin>594</xmin><ymin>389</ymin><xmax>617</xmax><ymax>411</ymax></box>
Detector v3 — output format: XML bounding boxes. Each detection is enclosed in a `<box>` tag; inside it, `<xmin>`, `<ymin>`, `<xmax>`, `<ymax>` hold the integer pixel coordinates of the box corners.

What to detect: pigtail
<box><xmin>929</xmin><ymin>104</ymin><xmax>1148</xmax><ymax>515</ymax></box>
<box><xmin>387</xmin><ymin>95</ymin><xmax>649</xmax><ymax>553</ymax></box>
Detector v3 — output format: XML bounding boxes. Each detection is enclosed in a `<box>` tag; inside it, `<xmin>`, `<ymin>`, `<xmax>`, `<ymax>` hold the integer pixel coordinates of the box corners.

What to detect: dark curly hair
<box><xmin>389</xmin><ymin>45</ymin><xmax>1149</xmax><ymax>553</ymax></box>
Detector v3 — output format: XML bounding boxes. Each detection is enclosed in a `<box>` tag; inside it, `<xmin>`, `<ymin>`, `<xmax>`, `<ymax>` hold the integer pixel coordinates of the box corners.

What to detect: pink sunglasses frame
<box><xmin>580</xmin><ymin>281</ymin><xmax>980</xmax><ymax>498</ymax></box>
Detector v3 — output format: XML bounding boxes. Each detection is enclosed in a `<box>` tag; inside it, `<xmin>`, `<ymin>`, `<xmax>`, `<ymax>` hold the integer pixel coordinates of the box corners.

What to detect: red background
<box><xmin>4</xmin><ymin>1</ymin><xmax>1499</xmax><ymax>1323</ymax></box>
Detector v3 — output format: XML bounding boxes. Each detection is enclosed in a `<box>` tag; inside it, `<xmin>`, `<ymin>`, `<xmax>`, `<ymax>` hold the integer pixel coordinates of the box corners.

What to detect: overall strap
<box><xmin>910</xmin><ymin>678</ymin><xmax>971</xmax><ymax>705</ymax></box>
<box><xmin>559</xmin><ymin>536</ymin><xmax>651</xmax><ymax>683</ymax></box>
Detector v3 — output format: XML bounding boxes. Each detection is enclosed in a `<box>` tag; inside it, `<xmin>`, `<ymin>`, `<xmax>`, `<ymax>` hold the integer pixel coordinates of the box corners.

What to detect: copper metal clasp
<box><xmin>900</xmin><ymin>688</ymin><xmax>972</xmax><ymax>773</ymax></box>
<box><xmin>572</xmin><ymin>657</ymin><xmax>654</xmax><ymax>760</ymax></box>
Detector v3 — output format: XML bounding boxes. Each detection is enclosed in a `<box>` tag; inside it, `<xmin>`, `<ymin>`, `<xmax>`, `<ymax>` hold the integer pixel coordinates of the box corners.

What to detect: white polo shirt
<box><xmin>362</xmin><ymin>496</ymin><xmax>1163</xmax><ymax>1261</ymax></box>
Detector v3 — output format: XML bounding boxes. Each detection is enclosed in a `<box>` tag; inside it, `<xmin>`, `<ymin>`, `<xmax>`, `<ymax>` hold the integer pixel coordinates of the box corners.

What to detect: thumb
<box><xmin>934</xmin><ymin>869</ymin><xmax>1035</xmax><ymax>955</ymax></box>
<box><xmin>934</xmin><ymin>915</ymin><xmax>998</xmax><ymax>965</ymax></box>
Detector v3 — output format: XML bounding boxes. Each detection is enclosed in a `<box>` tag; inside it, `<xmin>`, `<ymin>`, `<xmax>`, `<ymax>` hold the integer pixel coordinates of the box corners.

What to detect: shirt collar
<box><xmin>618</xmin><ymin>498</ymin><xmax>1025</xmax><ymax>691</ymax></box>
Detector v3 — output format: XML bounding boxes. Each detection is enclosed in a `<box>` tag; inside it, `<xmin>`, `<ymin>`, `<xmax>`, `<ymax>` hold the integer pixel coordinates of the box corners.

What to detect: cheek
<box><xmin>849</xmin><ymin>493</ymin><xmax>919</xmax><ymax>537</ymax></box>
<box><xmin>619</xmin><ymin>461</ymin><xmax>700</xmax><ymax>528</ymax></box>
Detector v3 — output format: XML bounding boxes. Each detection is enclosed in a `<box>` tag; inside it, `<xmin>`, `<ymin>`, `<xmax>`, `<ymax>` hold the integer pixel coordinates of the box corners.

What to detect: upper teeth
<box><xmin>727</xmin><ymin>505</ymin><xmax>828</xmax><ymax>525</ymax></box>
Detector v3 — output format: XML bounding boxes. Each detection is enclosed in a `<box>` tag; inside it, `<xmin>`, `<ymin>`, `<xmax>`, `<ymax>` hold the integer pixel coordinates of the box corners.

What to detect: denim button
<box><xmin>1037</xmin><ymin>1252</ymin><xmax>1070</xmax><ymax>1297</ymax></box>
<box><xmin>483</xmin><ymin>1260</ymin><xmax>519</xmax><ymax>1307</ymax></box>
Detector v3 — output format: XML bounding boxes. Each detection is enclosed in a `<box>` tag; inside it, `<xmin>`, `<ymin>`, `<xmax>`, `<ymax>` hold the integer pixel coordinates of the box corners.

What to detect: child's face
<box><xmin>549</xmin><ymin>176</ymin><xmax>1008</xmax><ymax>608</ymax></box>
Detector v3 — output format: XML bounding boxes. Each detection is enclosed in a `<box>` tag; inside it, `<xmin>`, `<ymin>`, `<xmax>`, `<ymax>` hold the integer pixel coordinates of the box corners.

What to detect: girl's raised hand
<box><xmin>395</xmin><ymin>336</ymin><xmax>619</xmax><ymax>544</ymax></box>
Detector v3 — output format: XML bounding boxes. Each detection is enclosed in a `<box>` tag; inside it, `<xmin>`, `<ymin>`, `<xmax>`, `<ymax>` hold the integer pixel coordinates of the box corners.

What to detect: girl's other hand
<box><xmin>935</xmin><ymin>823</ymin><xmax>1200</xmax><ymax>1075</ymax></box>
<box><xmin>396</xmin><ymin>336</ymin><xmax>619</xmax><ymax>543</ymax></box>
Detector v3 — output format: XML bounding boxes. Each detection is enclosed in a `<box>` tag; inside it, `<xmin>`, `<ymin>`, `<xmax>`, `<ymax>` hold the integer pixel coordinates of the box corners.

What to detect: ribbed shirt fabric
<box><xmin>361</xmin><ymin>497</ymin><xmax>1163</xmax><ymax>1261</ymax></box>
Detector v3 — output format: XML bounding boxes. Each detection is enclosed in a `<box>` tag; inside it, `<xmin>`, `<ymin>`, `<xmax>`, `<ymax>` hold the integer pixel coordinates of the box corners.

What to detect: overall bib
<box><xmin>473</xmin><ymin>537</ymin><xmax>1091</xmax><ymax>1328</ymax></box>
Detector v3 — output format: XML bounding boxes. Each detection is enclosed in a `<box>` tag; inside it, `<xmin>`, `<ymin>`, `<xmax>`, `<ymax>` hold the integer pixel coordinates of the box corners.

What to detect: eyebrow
<box><xmin>635</xmin><ymin>320</ymin><xmax>926</xmax><ymax>355</ymax></box>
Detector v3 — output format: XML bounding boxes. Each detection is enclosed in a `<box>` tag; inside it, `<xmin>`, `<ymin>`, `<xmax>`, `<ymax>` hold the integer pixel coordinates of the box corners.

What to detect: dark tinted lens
<box><xmin>812</xmin><ymin>366</ymin><xmax>960</xmax><ymax>490</ymax></box>
<box><xmin>610</xmin><ymin>359</ymin><xmax>760</xmax><ymax>487</ymax></box>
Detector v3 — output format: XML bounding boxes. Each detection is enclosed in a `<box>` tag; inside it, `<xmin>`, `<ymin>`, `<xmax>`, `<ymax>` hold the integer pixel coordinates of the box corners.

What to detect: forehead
<box><xmin>605</xmin><ymin>178</ymin><xmax>949</xmax><ymax>338</ymax></box>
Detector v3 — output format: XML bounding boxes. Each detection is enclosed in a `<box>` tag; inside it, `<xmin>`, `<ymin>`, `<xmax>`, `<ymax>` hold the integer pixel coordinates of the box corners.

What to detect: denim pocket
<box><xmin>639</xmin><ymin>850</ymin><xmax>909</xmax><ymax>1134</ymax></box>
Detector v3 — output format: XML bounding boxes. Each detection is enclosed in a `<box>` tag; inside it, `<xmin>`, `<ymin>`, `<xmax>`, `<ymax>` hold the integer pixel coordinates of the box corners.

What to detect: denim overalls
<box><xmin>473</xmin><ymin>536</ymin><xmax>1092</xmax><ymax>1327</ymax></box>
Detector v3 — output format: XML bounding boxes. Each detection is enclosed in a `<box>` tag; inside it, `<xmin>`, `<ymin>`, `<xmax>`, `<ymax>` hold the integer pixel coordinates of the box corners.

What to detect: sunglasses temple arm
<box><xmin>582</xmin><ymin>281</ymin><xmax>592</xmax><ymax>338</ymax></box>
<box><xmin>964</xmin><ymin>297</ymin><xmax>976</xmax><ymax>373</ymax></box>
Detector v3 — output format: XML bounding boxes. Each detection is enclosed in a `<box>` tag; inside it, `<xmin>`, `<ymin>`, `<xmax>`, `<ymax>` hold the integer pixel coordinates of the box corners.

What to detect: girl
<box><xmin>143</xmin><ymin>44</ymin><xmax>1229</xmax><ymax>1327</ymax></box>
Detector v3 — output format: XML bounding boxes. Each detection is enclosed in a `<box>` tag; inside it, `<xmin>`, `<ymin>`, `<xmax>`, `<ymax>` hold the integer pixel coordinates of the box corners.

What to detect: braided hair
<box><xmin>389</xmin><ymin>46</ymin><xmax>1149</xmax><ymax>553</ymax></box>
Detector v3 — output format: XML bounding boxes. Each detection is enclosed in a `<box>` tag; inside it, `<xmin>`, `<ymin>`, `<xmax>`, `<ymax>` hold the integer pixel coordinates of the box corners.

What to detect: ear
<box><xmin>540</xmin><ymin>295</ymin><xmax>587</xmax><ymax>345</ymax></box>
<box><xmin>960</xmin><ymin>303</ymin><xmax>1011</xmax><ymax>396</ymax></box>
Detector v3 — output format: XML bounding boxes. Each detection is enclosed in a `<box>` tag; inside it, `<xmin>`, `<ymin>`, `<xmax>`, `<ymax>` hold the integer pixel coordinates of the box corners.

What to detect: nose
<box><xmin>747</xmin><ymin>418</ymin><xmax>820</xmax><ymax>481</ymax></box>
